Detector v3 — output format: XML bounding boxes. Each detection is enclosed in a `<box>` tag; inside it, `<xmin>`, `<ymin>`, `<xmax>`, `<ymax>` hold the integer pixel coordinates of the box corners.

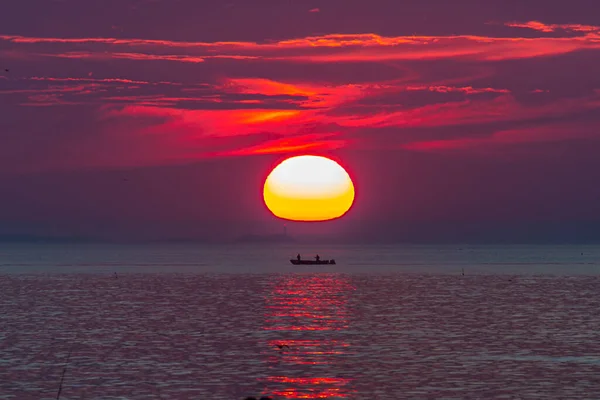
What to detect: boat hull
<box><xmin>290</xmin><ymin>259</ymin><xmax>336</xmax><ymax>265</ymax></box>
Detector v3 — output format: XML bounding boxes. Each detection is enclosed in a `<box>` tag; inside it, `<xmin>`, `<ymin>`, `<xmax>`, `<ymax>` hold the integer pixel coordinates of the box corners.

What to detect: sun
<box><xmin>263</xmin><ymin>155</ymin><xmax>355</xmax><ymax>222</ymax></box>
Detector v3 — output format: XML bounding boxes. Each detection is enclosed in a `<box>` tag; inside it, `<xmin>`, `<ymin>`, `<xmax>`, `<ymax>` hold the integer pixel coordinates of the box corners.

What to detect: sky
<box><xmin>1</xmin><ymin>0</ymin><xmax>600</xmax><ymax>243</ymax></box>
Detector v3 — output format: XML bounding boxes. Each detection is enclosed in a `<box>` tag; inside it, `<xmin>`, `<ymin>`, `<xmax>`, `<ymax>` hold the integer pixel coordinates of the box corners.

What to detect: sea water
<box><xmin>1</xmin><ymin>243</ymin><xmax>600</xmax><ymax>399</ymax></box>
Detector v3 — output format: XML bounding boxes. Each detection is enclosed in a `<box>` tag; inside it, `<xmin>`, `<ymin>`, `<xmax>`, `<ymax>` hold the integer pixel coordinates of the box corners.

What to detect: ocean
<box><xmin>1</xmin><ymin>243</ymin><xmax>600</xmax><ymax>399</ymax></box>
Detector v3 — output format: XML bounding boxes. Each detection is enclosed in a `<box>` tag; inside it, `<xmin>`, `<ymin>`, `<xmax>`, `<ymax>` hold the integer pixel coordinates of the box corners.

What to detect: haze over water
<box><xmin>2</xmin><ymin>244</ymin><xmax>600</xmax><ymax>399</ymax></box>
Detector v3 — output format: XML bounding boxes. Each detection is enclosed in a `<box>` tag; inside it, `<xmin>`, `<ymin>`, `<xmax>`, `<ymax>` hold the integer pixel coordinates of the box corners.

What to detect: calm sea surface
<box><xmin>1</xmin><ymin>244</ymin><xmax>600</xmax><ymax>399</ymax></box>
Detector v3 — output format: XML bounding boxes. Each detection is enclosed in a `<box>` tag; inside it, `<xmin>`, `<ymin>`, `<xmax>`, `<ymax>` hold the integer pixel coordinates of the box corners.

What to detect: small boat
<box><xmin>290</xmin><ymin>259</ymin><xmax>336</xmax><ymax>265</ymax></box>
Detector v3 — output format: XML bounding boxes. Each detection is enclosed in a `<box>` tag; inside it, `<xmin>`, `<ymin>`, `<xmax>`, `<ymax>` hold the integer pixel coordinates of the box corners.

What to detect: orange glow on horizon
<box><xmin>263</xmin><ymin>155</ymin><xmax>355</xmax><ymax>221</ymax></box>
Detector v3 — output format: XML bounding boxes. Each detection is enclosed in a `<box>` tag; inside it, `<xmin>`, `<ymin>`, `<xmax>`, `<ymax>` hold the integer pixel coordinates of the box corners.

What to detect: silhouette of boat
<box><xmin>290</xmin><ymin>259</ymin><xmax>336</xmax><ymax>265</ymax></box>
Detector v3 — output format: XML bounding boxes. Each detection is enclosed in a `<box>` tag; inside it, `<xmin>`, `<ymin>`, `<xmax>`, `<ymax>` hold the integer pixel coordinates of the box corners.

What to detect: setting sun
<box><xmin>263</xmin><ymin>155</ymin><xmax>355</xmax><ymax>221</ymax></box>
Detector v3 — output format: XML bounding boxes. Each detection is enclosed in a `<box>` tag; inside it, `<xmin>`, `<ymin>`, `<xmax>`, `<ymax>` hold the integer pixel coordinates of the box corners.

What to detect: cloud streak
<box><xmin>2</xmin><ymin>17</ymin><xmax>600</xmax><ymax>173</ymax></box>
<box><xmin>505</xmin><ymin>21</ymin><xmax>600</xmax><ymax>34</ymax></box>
<box><xmin>2</xmin><ymin>24</ymin><xmax>600</xmax><ymax>67</ymax></box>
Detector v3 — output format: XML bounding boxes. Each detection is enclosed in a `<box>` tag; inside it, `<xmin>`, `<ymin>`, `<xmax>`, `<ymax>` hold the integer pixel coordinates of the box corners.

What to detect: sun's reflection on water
<box><xmin>261</xmin><ymin>274</ymin><xmax>356</xmax><ymax>398</ymax></box>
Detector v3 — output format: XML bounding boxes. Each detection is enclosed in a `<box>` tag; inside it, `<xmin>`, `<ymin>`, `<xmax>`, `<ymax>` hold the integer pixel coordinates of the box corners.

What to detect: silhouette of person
<box><xmin>315</xmin><ymin>254</ymin><xmax>320</xmax><ymax>261</ymax></box>
<box><xmin>297</xmin><ymin>253</ymin><xmax>301</xmax><ymax>261</ymax></box>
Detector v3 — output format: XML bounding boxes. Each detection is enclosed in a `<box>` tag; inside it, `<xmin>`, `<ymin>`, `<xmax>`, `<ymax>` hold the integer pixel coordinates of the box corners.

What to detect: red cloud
<box><xmin>222</xmin><ymin>78</ymin><xmax>368</xmax><ymax>109</ymax></box>
<box><xmin>6</xmin><ymin>68</ymin><xmax>595</xmax><ymax>170</ymax></box>
<box><xmin>3</xmin><ymin>21</ymin><xmax>600</xmax><ymax>173</ymax></box>
<box><xmin>2</xmin><ymin>27</ymin><xmax>600</xmax><ymax>66</ymax></box>
<box><xmin>213</xmin><ymin>133</ymin><xmax>346</xmax><ymax>156</ymax></box>
<box><xmin>28</xmin><ymin>76</ymin><xmax>167</xmax><ymax>85</ymax></box>
<box><xmin>38</xmin><ymin>51</ymin><xmax>208</xmax><ymax>63</ymax></box>
<box><xmin>85</xmin><ymin>78</ymin><xmax>600</xmax><ymax>168</ymax></box>
<box><xmin>405</xmin><ymin>85</ymin><xmax>510</xmax><ymax>94</ymax></box>
<box><xmin>505</xmin><ymin>21</ymin><xmax>600</xmax><ymax>34</ymax></box>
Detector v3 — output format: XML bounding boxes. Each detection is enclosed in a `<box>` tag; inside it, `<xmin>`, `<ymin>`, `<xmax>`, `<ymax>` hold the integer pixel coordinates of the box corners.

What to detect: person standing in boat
<box><xmin>296</xmin><ymin>254</ymin><xmax>301</xmax><ymax>261</ymax></box>
<box><xmin>315</xmin><ymin>254</ymin><xmax>320</xmax><ymax>262</ymax></box>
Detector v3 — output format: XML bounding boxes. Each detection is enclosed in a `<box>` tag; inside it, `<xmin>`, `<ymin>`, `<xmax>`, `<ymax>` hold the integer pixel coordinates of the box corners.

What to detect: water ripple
<box><xmin>1</xmin><ymin>274</ymin><xmax>600</xmax><ymax>399</ymax></box>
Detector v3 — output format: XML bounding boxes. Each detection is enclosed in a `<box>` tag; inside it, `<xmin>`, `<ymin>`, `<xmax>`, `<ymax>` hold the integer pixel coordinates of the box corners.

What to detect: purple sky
<box><xmin>1</xmin><ymin>0</ymin><xmax>600</xmax><ymax>242</ymax></box>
